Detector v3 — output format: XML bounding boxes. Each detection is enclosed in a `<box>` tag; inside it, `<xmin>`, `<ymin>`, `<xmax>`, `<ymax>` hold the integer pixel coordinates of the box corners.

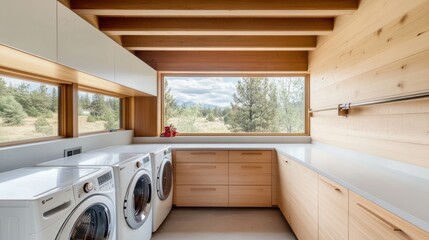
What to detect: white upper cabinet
<box><xmin>114</xmin><ymin>45</ymin><xmax>157</xmax><ymax>96</ymax></box>
<box><xmin>57</xmin><ymin>3</ymin><xmax>115</xmax><ymax>82</ymax></box>
<box><xmin>0</xmin><ymin>0</ymin><xmax>57</xmax><ymax>61</ymax></box>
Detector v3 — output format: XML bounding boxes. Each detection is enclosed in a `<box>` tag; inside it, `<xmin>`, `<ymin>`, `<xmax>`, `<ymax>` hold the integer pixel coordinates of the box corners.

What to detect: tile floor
<box><xmin>152</xmin><ymin>208</ymin><xmax>297</xmax><ymax>240</ymax></box>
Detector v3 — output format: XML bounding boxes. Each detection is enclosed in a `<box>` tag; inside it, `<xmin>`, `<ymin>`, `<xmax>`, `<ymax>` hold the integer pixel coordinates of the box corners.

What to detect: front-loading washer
<box><xmin>92</xmin><ymin>144</ymin><xmax>173</xmax><ymax>232</ymax></box>
<box><xmin>0</xmin><ymin>166</ymin><xmax>116</xmax><ymax>240</ymax></box>
<box><xmin>39</xmin><ymin>152</ymin><xmax>153</xmax><ymax>240</ymax></box>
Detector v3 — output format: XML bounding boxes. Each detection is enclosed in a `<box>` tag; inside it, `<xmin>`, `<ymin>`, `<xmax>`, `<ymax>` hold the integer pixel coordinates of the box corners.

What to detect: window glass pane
<box><xmin>0</xmin><ymin>75</ymin><xmax>59</xmax><ymax>143</ymax></box>
<box><xmin>78</xmin><ymin>91</ymin><xmax>120</xmax><ymax>134</ymax></box>
<box><xmin>164</xmin><ymin>76</ymin><xmax>305</xmax><ymax>134</ymax></box>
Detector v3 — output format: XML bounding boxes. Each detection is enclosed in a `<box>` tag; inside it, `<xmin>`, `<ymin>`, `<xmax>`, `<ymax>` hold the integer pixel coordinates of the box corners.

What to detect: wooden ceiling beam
<box><xmin>71</xmin><ymin>0</ymin><xmax>358</xmax><ymax>17</ymax></box>
<box><xmin>122</xmin><ymin>36</ymin><xmax>317</xmax><ymax>51</ymax></box>
<box><xmin>99</xmin><ymin>18</ymin><xmax>334</xmax><ymax>36</ymax></box>
<box><xmin>135</xmin><ymin>51</ymin><xmax>308</xmax><ymax>72</ymax></box>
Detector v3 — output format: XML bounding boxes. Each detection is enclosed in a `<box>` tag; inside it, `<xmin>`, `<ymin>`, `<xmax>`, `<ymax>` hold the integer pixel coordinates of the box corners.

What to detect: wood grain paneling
<box><xmin>229</xmin><ymin>163</ymin><xmax>272</xmax><ymax>186</ymax></box>
<box><xmin>136</xmin><ymin>51</ymin><xmax>308</xmax><ymax>72</ymax></box>
<box><xmin>99</xmin><ymin>17</ymin><xmax>334</xmax><ymax>36</ymax></box>
<box><xmin>176</xmin><ymin>185</ymin><xmax>229</xmax><ymax>207</ymax></box>
<box><xmin>175</xmin><ymin>151</ymin><xmax>229</xmax><ymax>163</ymax></box>
<box><xmin>134</xmin><ymin>96</ymin><xmax>159</xmax><ymax>137</ymax></box>
<box><xmin>122</xmin><ymin>35</ymin><xmax>317</xmax><ymax>51</ymax></box>
<box><xmin>64</xmin><ymin>83</ymin><xmax>78</xmax><ymax>138</ymax></box>
<box><xmin>176</xmin><ymin>163</ymin><xmax>228</xmax><ymax>185</ymax></box>
<box><xmin>71</xmin><ymin>0</ymin><xmax>358</xmax><ymax>17</ymax></box>
<box><xmin>229</xmin><ymin>186</ymin><xmax>272</xmax><ymax>207</ymax></box>
<box><xmin>309</xmin><ymin>0</ymin><xmax>429</xmax><ymax>167</ymax></box>
<box><xmin>229</xmin><ymin>150</ymin><xmax>272</xmax><ymax>163</ymax></box>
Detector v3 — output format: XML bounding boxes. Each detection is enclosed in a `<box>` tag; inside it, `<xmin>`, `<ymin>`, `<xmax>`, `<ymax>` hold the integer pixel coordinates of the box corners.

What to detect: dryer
<box><xmin>39</xmin><ymin>152</ymin><xmax>153</xmax><ymax>240</ymax></box>
<box><xmin>0</xmin><ymin>166</ymin><xmax>116</xmax><ymax>240</ymax></box>
<box><xmin>92</xmin><ymin>144</ymin><xmax>173</xmax><ymax>232</ymax></box>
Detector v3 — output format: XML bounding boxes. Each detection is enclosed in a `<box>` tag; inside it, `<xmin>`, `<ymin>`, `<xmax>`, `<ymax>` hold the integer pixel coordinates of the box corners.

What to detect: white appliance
<box><xmin>39</xmin><ymin>153</ymin><xmax>153</xmax><ymax>240</ymax></box>
<box><xmin>92</xmin><ymin>144</ymin><xmax>173</xmax><ymax>232</ymax></box>
<box><xmin>0</xmin><ymin>166</ymin><xmax>116</xmax><ymax>240</ymax></box>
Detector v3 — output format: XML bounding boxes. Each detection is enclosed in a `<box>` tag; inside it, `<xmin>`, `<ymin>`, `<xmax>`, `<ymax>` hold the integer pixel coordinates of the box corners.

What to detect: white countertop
<box><xmin>164</xmin><ymin>143</ymin><xmax>429</xmax><ymax>232</ymax></box>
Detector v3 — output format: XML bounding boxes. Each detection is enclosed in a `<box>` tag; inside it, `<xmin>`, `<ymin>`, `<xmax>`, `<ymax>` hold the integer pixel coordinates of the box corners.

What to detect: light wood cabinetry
<box><xmin>288</xmin><ymin>160</ymin><xmax>319</xmax><ymax>240</ymax></box>
<box><xmin>174</xmin><ymin>150</ymin><xmax>272</xmax><ymax>207</ymax></box>
<box><xmin>349</xmin><ymin>191</ymin><xmax>429</xmax><ymax>240</ymax></box>
<box><xmin>176</xmin><ymin>151</ymin><xmax>228</xmax><ymax>163</ymax></box>
<box><xmin>0</xmin><ymin>0</ymin><xmax>57</xmax><ymax>61</ymax></box>
<box><xmin>319</xmin><ymin>175</ymin><xmax>349</xmax><ymax>240</ymax></box>
<box><xmin>229</xmin><ymin>186</ymin><xmax>271</xmax><ymax>207</ymax></box>
<box><xmin>176</xmin><ymin>186</ymin><xmax>228</xmax><ymax>207</ymax></box>
<box><xmin>277</xmin><ymin>154</ymin><xmax>290</xmax><ymax>220</ymax></box>
<box><xmin>57</xmin><ymin>3</ymin><xmax>115</xmax><ymax>82</ymax></box>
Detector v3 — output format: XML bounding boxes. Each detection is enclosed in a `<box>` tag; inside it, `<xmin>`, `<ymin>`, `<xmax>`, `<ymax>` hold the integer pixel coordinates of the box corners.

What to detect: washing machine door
<box><xmin>124</xmin><ymin>170</ymin><xmax>152</xmax><ymax>229</ymax></box>
<box><xmin>157</xmin><ymin>158</ymin><xmax>173</xmax><ymax>201</ymax></box>
<box><xmin>56</xmin><ymin>195</ymin><xmax>115</xmax><ymax>240</ymax></box>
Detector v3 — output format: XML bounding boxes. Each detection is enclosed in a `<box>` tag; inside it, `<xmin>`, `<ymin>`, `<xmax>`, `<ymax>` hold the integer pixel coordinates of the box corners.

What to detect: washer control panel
<box><xmin>76</xmin><ymin>170</ymin><xmax>114</xmax><ymax>199</ymax></box>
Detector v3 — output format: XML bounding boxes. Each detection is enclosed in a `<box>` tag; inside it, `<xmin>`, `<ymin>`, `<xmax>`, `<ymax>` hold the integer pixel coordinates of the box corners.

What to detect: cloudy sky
<box><xmin>165</xmin><ymin>76</ymin><xmax>240</xmax><ymax>107</ymax></box>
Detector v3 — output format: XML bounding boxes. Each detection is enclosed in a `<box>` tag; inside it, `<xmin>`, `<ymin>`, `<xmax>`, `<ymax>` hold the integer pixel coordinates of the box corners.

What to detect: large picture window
<box><xmin>163</xmin><ymin>75</ymin><xmax>308</xmax><ymax>135</ymax></box>
<box><xmin>0</xmin><ymin>75</ymin><xmax>60</xmax><ymax>144</ymax></box>
<box><xmin>78</xmin><ymin>90</ymin><xmax>121</xmax><ymax>134</ymax></box>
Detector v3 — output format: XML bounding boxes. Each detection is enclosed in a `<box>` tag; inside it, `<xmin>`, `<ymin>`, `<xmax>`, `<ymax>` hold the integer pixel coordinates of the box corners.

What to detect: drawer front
<box><xmin>175</xmin><ymin>151</ymin><xmax>228</xmax><ymax>163</ymax></box>
<box><xmin>349</xmin><ymin>191</ymin><xmax>429</xmax><ymax>240</ymax></box>
<box><xmin>176</xmin><ymin>163</ymin><xmax>228</xmax><ymax>185</ymax></box>
<box><xmin>229</xmin><ymin>163</ymin><xmax>271</xmax><ymax>186</ymax></box>
<box><xmin>176</xmin><ymin>186</ymin><xmax>228</xmax><ymax>207</ymax></box>
<box><xmin>229</xmin><ymin>186</ymin><xmax>272</xmax><ymax>207</ymax></box>
<box><xmin>229</xmin><ymin>150</ymin><xmax>272</xmax><ymax>163</ymax></box>
<box><xmin>319</xmin><ymin>176</ymin><xmax>349</xmax><ymax>240</ymax></box>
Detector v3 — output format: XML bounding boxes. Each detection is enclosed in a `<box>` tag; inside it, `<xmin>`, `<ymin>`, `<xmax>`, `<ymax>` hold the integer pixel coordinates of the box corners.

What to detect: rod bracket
<box><xmin>338</xmin><ymin>103</ymin><xmax>351</xmax><ymax>117</ymax></box>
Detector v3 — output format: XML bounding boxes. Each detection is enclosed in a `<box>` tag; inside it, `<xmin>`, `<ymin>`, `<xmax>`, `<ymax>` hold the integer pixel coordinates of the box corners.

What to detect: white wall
<box><xmin>0</xmin><ymin>130</ymin><xmax>133</xmax><ymax>173</ymax></box>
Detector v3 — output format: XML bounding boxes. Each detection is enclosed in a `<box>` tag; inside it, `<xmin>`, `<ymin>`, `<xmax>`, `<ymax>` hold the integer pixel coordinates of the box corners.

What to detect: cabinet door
<box><xmin>176</xmin><ymin>163</ymin><xmax>228</xmax><ymax>185</ymax></box>
<box><xmin>229</xmin><ymin>163</ymin><xmax>271</xmax><ymax>185</ymax></box>
<box><xmin>229</xmin><ymin>150</ymin><xmax>272</xmax><ymax>163</ymax></box>
<box><xmin>57</xmin><ymin>3</ymin><xmax>115</xmax><ymax>81</ymax></box>
<box><xmin>114</xmin><ymin>45</ymin><xmax>157</xmax><ymax>95</ymax></box>
<box><xmin>319</xmin><ymin>175</ymin><xmax>349</xmax><ymax>240</ymax></box>
<box><xmin>289</xmin><ymin>160</ymin><xmax>319</xmax><ymax>240</ymax></box>
<box><xmin>176</xmin><ymin>186</ymin><xmax>228</xmax><ymax>207</ymax></box>
<box><xmin>277</xmin><ymin>154</ymin><xmax>290</xmax><ymax>220</ymax></box>
<box><xmin>0</xmin><ymin>0</ymin><xmax>56</xmax><ymax>61</ymax></box>
<box><xmin>349</xmin><ymin>191</ymin><xmax>429</xmax><ymax>240</ymax></box>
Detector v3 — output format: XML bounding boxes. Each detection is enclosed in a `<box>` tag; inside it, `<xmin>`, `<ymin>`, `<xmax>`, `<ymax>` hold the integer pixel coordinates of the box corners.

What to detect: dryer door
<box><xmin>157</xmin><ymin>158</ymin><xmax>173</xmax><ymax>200</ymax></box>
<box><xmin>124</xmin><ymin>170</ymin><xmax>152</xmax><ymax>229</ymax></box>
<box><xmin>56</xmin><ymin>195</ymin><xmax>115</xmax><ymax>240</ymax></box>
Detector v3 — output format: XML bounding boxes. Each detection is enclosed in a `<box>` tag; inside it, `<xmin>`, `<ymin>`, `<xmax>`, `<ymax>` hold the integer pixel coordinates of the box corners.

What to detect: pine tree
<box><xmin>51</xmin><ymin>88</ymin><xmax>58</xmax><ymax>113</ymax></box>
<box><xmin>164</xmin><ymin>81</ymin><xmax>177</xmax><ymax>124</ymax></box>
<box><xmin>89</xmin><ymin>94</ymin><xmax>106</xmax><ymax>120</ymax></box>
<box><xmin>227</xmin><ymin>77</ymin><xmax>277</xmax><ymax>132</ymax></box>
<box><xmin>0</xmin><ymin>96</ymin><xmax>27</xmax><ymax>126</ymax></box>
<box><xmin>80</xmin><ymin>93</ymin><xmax>91</xmax><ymax>110</ymax></box>
<box><xmin>0</xmin><ymin>78</ymin><xmax>8</xmax><ymax>96</ymax></box>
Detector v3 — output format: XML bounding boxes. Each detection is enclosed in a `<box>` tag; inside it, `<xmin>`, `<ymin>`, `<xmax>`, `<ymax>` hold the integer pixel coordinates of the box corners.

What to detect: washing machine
<box><xmin>39</xmin><ymin>152</ymin><xmax>153</xmax><ymax>240</ymax></box>
<box><xmin>92</xmin><ymin>144</ymin><xmax>173</xmax><ymax>232</ymax></box>
<box><xmin>0</xmin><ymin>166</ymin><xmax>116</xmax><ymax>240</ymax></box>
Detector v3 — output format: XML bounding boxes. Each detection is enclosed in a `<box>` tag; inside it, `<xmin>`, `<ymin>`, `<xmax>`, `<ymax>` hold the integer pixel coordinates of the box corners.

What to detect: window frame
<box><xmin>160</xmin><ymin>73</ymin><xmax>310</xmax><ymax>136</ymax></box>
<box><xmin>0</xmin><ymin>70</ymin><xmax>66</xmax><ymax>147</ymax></box>
<box><xmin>77</xmin><ymin>86</ymin><xmax>126</xmax><ymax>136</ymax></box>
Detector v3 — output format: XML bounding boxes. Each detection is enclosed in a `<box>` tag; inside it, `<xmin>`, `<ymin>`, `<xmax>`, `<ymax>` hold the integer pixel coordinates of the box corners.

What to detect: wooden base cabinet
<box><xmin>349</xmin><ymin>191</ymin><xmax>429</xmax><ymax>240</ymax></box>
<box><xmin>277</xmin><ymin>154</ymin><xmax>290</xmax><ymax>220</ymax></box>
<box><xmin>319</xmin><ymin>176</ymin><xmax>349</xmax><ymax>240</ymax></box>
<box><xmin>176</xmin><ymin>186</ymin><xmax>228</xmax><ymax>207</ymax></box>
<box><xmin>229</xmin><ymin>186</ymin><xmax>271</xmax><ymax>207</ymax></box>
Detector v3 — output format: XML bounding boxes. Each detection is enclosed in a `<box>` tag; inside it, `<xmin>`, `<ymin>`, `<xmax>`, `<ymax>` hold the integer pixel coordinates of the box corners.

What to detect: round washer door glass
<box><xmin>69</xmin><ymin>204</ymin><xmax>111</xmax><ymax>240</ymax></box>
<box><xmin>124</xmin><ymin>171</ymin><xmax>152</xmax><ymax>229</ymax></box>
<box><xmin>157</xmin><ymin>159</ymin><xmax>172</xmax><ymax>200</ymax></box>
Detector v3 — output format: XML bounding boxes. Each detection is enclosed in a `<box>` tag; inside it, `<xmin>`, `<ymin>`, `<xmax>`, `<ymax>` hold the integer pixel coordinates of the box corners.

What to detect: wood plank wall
<box><xmin>309</xmin><ymin>0</ymin><xmax>429</xmax><ymax>168</ymax></box>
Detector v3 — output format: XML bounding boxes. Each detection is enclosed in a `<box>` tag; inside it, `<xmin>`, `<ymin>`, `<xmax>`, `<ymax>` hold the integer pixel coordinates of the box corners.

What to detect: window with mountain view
<box><xmin>0</xmin><ymin>75</ymin><xmax>60</xmax><ymax>144</ymax></box>
<box><xmin>163</xmin><ymin>76</ymin><xmax>307</xmax><ymax>134</ymax></box>
<box><xmin>78</xmin><ymin>91</ymin><xmax>121</xmax><ymax>134</ymax></box>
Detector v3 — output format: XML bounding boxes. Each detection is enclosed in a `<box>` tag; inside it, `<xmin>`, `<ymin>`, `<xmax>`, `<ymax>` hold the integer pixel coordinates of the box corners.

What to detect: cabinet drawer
<box><xmin>176</xmin><ymin>163</ymin><xmax>228</xmax><ymax>185</ymax></box>
<box><xmin>229</xmin><ymin>163</ymin><xmax>271</xmax><ymax>186</ymax></box>
<box><xmin>349</xmin><ymin>191</ymin><xmax>429</xmax><ymax>240</ymax></box>
<box><xmin>176</xmin><ymin>186</ymin><xmax>228</xmax><ymax>207</ymax></box>
<box><xmin>319</xmin><ymin>176</ymin><xmax>349</xmax><ymax>240</ymax></box>
<box><xmin>175</xmin><ymin>151</ymin><xmax>228</xmax><ymax>163</ymax></box>
<box><xmin>229</xmin><ymin>150</ymin><xmax>272</xmax><ymax>163</ymax></box>
<box><xmin>229</xmin><ymin>186</ymin><xmax>272</xmax><ymax>207</ymax></box>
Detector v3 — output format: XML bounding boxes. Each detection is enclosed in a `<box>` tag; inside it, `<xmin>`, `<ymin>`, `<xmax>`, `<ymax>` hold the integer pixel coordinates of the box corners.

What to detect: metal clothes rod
<box><xmin>309</xmin><ymin>92</ymin><xmax>429</xmax><ymax>116</ymax></box>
